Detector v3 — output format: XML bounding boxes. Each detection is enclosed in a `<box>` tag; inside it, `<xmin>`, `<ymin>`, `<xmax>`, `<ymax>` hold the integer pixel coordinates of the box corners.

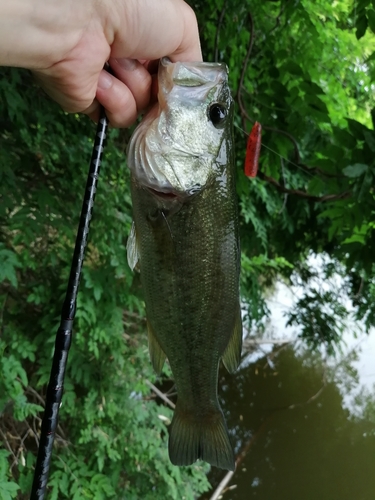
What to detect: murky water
<box><xmin>202</xmin><ymin>282</ymin><xmax>375</xmax><ymax>500</ymax></box>
<box><xmin>205</xmin><ymin>345</ymin><xmax>375</xmax><ymax>500</ymax></box>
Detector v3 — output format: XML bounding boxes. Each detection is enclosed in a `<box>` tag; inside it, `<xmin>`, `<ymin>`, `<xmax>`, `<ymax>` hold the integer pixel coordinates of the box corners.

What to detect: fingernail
<box><xmin>98</xmin><ymin>71</ymin><xmax>113</xmax><ymax>90</ymax></box>
<box><xmin>115</xmin><ymin>58</ymin><xmax>137</xmax><ymax>71</ymax></box>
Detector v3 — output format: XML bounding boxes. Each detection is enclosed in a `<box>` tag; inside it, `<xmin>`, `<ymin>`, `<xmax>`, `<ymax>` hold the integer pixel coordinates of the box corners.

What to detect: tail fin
<box><xmin>168</xmin><ymin>404</ymin><xmax>235</xmax><ymax>471</ymax></box>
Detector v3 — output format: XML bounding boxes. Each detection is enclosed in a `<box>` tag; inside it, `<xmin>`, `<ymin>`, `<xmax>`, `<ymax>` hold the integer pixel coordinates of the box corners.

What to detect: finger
<box><xmin>94</xmin><ymin>69</ymin><xmax>138</xmax><ymax>128</ymax></box>
<box><xmin>108</xmin><ymin>58</ymin><xmax>152</xmax><ymax>112</ymax></box>
<box><xmin>33</xmin><ymin>69</ymin><xmax>97</xmax><ymax>113</ymax></box>
<box><xmin>84</xmin><ymin>99</ymin><xmax>101</xmax><ymax>123</ymax></box>
<box><xmin>111</xmin><ymin>0</ymin><xmax>202</xmax><ymax>63</ymax></box>
<box><xmin>169</xmin><ymin>2</ymin><xmax>202</xmax><ymax>62</ymax></box>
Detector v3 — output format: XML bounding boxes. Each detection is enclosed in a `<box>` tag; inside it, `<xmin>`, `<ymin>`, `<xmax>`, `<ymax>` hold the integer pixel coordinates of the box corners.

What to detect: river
<box><xmin>204</xmin><ymin>282</ymin><xmax>375</xmax><ymax>500</ymax></box>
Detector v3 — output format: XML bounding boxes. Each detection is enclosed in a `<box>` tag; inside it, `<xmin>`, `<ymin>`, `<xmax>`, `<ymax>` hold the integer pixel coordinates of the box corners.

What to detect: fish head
<box><xmin>127</xmin><ymin>58</ymin><xmax>233</xmax><ymax>200</ymax></box>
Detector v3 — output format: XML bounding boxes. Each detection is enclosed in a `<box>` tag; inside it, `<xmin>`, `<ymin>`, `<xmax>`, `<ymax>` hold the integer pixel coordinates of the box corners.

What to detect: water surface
<box><xmin>206</xmin><ymin>344</ymin><xmax>375</xmax><ymax>499</ymax></box>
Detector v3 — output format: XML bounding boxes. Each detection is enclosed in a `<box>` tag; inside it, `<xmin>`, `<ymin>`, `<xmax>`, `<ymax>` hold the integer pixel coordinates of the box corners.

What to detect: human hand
<box><xmin>0</xmin><ymin>0</ymin><xmax>202</xmax><ymax>127</ymax></box>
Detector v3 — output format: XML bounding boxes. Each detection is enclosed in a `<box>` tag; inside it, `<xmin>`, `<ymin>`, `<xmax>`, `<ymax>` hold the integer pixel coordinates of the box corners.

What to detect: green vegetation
<box><xmin>197</xmin><ymin>0</ymin><xmax>375</xmax><ymax>343</ymax></box>
<box><xmin>1</xmin><ymin>0</ymin><xmax>374</xmax><ymax>497</ymax></box>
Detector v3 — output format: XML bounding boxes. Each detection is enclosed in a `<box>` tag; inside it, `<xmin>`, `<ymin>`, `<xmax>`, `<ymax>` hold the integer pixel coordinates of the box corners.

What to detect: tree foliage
<box><xmin>1</xmin><ymin>0</ymin><xmax>375</xmax><ymax>497</ymax></box>
<box><xmin>195</xmin><ymin>0</ymin><xmax>375</xmax><ymax>341</ymax></box>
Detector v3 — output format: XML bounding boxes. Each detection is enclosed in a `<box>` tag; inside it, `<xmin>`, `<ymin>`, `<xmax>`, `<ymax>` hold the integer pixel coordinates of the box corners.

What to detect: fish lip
<box><xmin>147</xmin><ymin>187</ymin><xmax>180</xmax><ymax>200</ymax></box>
<box><xmin>147</xmin><ymin>185</ymin><xmax>201</xmax><ymax>201</ymax></box>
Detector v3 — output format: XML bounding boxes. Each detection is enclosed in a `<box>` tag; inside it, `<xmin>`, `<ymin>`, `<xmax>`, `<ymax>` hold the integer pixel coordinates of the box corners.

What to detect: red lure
<box><xmin>244</xmin><ymin>121</ymin><xmax>262</xmax><ymax>178</ymax></box>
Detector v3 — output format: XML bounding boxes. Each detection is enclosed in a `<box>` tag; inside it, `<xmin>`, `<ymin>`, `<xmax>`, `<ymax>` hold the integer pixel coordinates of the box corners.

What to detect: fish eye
<box><xmin>208</xmin><ymin>103</ymin><xmax>227</xmax><ymax>128</ymax></box>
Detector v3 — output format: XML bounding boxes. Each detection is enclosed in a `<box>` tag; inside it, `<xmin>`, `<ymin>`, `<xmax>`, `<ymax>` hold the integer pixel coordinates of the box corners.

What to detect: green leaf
<box><xmin>0</xmin><ymin>246</ymin><xmax>21</xmax><ymax>288</ymax></box>
<box><xmin>358</xmin><ymin>170</ymin><xmax>374</xmax><ymax>200</ymax></box>
<box><xmin>1</xmin><ymin>482</ymin><xmax>19</xmax><ymax>493</ymax></box>
<box><xmin>364</xmin><ymin>131</ymin><xmax>375</xmax><ymax>152</ymax></box>
<box><xmin>358</xmin><ymin>0</ymin><xmax>372</xmax><ymax>9</ymax></box>
<box><xmin>366</xmin><ymin>51</ymin><xmax>375</xmax><ymax>62</ymax></box>
<box><xmin>300</xmin><ymin>81</ymin><xmax>325</xmax><ymax>95</ymax></box>
<box><xmin>318</xmin><ymin>206</ymin><xmax>345</xmax><ymax>220</ymax></box>
<box><xmin>343</xmin><ymin>226</ymin><xmax>368</xmax><ymax>244</ymax></box>
<box><xmin>281</xmin><ymin>61</ymin><xmax>304</xmax><ymax>77</ymax></box>
<box><xmin>308</xmin><ymin>176</ymin><xmax>326</xmax><ymax>196</ymax></box>
<box><xmin>367</xmin><ymin>9</ymin><xmax>375</xmax><ymax>32</ymax></box>
<box><xmin>333</xmin><ymin>127</ymin><xmax>357</xmax><ymax>149</ymax></box>
<box><xmin>342</xmin><ymin>164</ymin><xmax>368</xmax><ymax>177</ymax></box>
<box><xmin>93</xmin><ymin>285</ymin><xmax>102</xmax><ymax>302</ymax></box>
<box><xmin>356</xmin><ymin>14</ymin><xmax>368</xmax><ymax>39</ymax></box>
<box><xmin>346</xmin><ymin>118</ymin><xmax>369</xmax><ymax>139</ymax></box>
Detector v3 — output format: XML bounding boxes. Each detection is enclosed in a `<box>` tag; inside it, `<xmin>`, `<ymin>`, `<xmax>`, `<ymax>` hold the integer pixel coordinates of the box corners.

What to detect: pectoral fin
<box><xmin>126</xmin><ymin>221</ymin><xmax>140</xmax><ymax>271</ymax></box>
<box><xmin>222</xmin><ymin>306</ymin><xmax>242</xmax><ymax>373</ymax></box>
<box><xmin>147</xmin><ymin>320</ymin><xmax>166</xmax><ymax>375</ymax></box>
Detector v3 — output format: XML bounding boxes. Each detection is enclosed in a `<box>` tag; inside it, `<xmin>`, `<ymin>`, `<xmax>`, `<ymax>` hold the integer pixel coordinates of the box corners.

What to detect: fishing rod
<box><xmin>30</xmin><ymin>104</ymin><xmax>109</xmax><ymax>500</ymax></box>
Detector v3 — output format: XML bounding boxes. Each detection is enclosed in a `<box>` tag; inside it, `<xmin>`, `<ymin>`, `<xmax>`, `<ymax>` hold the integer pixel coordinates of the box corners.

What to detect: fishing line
<box><xmin>161</xmin><ymin>210</ymin><xmax>174</xmax><ymax>241</ymax></box>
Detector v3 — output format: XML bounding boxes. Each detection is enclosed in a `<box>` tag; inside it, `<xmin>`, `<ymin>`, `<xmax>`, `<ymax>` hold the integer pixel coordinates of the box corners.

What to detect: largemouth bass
<box><xmin>126</xmin><ymin>58</ymin><xmax>242</xmax><ymax>471</ymax></box>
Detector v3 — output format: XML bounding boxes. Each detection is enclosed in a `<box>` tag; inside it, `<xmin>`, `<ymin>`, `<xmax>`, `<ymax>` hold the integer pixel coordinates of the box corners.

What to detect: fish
<box><xmin>126</xmin><ymin>57</ymin><xmax>242</xmax><ymax>471</ymax></box>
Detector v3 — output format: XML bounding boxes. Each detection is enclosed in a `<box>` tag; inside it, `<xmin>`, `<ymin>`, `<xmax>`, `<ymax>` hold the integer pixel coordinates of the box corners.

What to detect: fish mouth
<box><xmin>147</xmin><ymin>187</ymin><xmax>179</xmax><ymax>200</ymax></box>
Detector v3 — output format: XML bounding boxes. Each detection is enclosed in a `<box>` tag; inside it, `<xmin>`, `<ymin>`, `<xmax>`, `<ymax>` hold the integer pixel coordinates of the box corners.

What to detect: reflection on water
<box><xmin>205</xmin><ymin>346</ymin><xmax>375</xmax><ymax>500</ymax></box>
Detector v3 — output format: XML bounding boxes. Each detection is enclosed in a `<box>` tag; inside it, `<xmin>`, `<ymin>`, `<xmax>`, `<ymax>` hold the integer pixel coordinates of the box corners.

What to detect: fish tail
<box><xmin>168</xmin><ymin>404</ymin><xmax>235</xmax><ymax>471</ymax></box>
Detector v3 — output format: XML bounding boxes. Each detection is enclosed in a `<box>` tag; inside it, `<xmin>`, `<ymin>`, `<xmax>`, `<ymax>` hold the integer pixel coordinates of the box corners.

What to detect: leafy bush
<box><xmin>0</xmin><ymin>68</ymin><xmax>209</xmax><ymax>498</ymax></box>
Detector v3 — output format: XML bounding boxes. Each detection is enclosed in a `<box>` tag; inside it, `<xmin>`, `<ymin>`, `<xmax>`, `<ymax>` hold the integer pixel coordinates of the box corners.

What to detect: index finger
<box><xmin>109</xmin><ymin>0</ymin><xmax>202</xmax><ymax>63</ymax></box>
<box><xmin>168</xmin><ymin>2</ymin><xmax>202</xmax><ymax>62</ymax></box>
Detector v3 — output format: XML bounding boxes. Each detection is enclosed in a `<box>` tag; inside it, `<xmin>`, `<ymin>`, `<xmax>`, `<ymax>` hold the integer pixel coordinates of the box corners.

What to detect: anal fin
<box><xmin>222</xmin><ymin>306</ymin><xmax>242</xmax><ymax>374</ymax></box>
<box><xmin>147</xmin><ymin>320</ymin><xmax>166</xmax><ymax>375</ymax></box>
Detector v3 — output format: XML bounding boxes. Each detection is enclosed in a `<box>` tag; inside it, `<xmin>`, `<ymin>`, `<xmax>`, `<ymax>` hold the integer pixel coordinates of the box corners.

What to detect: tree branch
<box><xmin>214</xmin><ymin>1</ymin><xmax>227</xmax><ymax>62</ymax></box>
<box><xmin>237</xmin><ymin>12</ymin><xmax>255</xmax><ymax>131</ymax></box>
<box><xmin>146</xmin><ymin>380</ymin><xmax>176</xmax><ymax>410</ymax></box>
<box><xmin>258</xmin><ymin>172</ymin><xmax>351</xmax><ymax>202</ymax></box>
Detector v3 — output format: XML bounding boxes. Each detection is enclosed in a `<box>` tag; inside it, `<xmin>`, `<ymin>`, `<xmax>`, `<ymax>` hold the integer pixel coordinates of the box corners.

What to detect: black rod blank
<box><xmin>30</xmin><ymin>108</ymin><xmax>109</xmax><ymax>499</ymax></box>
